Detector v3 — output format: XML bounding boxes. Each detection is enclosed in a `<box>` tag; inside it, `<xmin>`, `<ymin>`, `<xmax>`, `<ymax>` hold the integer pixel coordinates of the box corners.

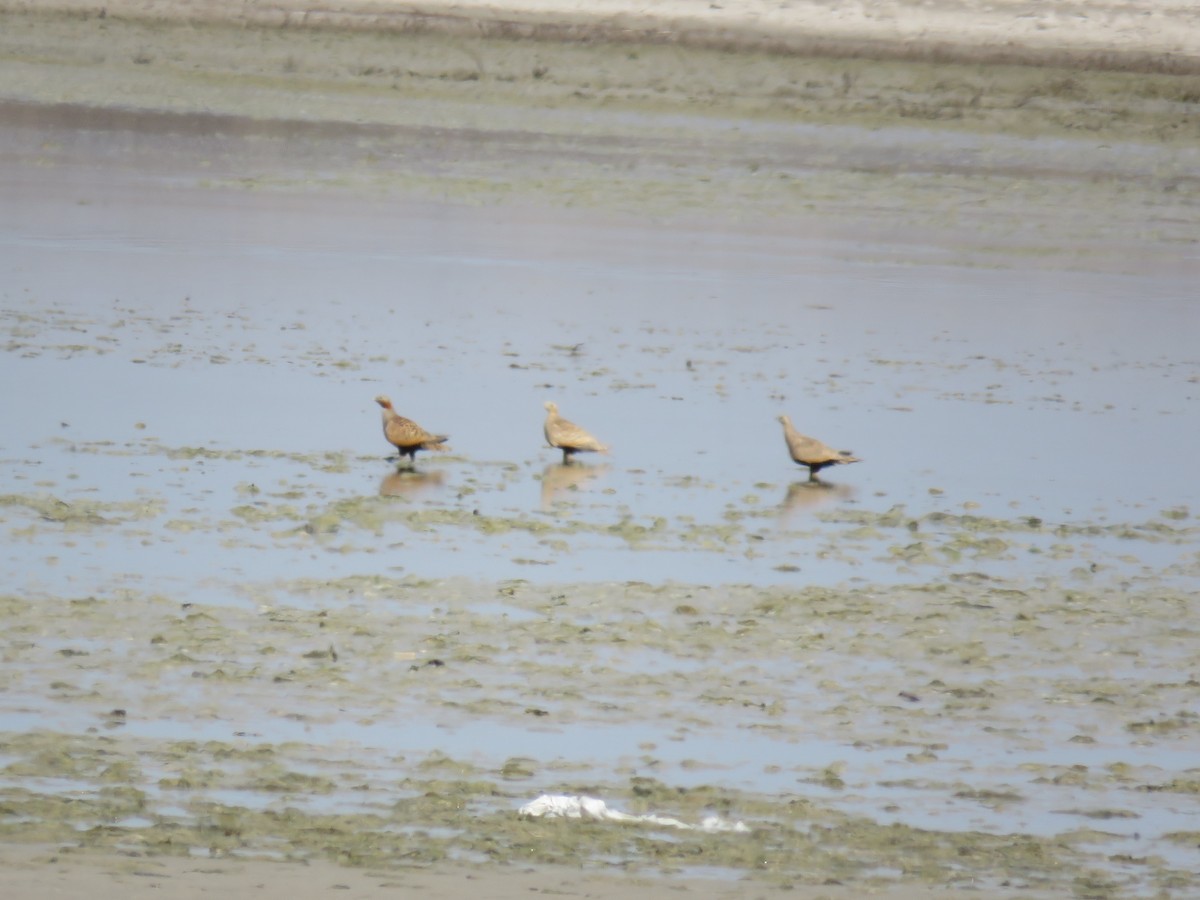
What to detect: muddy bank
<box><xmin>1</xmin><ymin>577</ymin><xmax>1198</xmax><ymax>895</ymax></box>
<box><xmin>2</xmin><ymin>8</ymin><xmax>1198</xmax><ymax>272</ymax></box>
<box><xmin>4</xmin><ymin>4</ymin><xmax>1200</xmax><ymax>142</ymax></box>
<box><xmin>8</xmin><ymin>0</ymin><xmax>1200</xmax><ymax>74</ymax></box>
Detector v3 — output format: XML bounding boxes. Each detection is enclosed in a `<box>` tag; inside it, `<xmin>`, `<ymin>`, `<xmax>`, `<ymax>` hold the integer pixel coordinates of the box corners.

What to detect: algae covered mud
<box><xmin>2</xmin><ymin>2</ymin><xmax>1200</xmax><ymax>896</ymax></box>
<box><xmin>1</xmin><ymin>578</ymin><xmax>1199</xmax><ymax>895</ymax></box>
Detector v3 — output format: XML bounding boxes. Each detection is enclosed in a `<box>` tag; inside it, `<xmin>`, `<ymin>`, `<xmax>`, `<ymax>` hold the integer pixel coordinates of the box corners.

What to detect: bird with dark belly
<box><xmin>375</xmin><ymin>395</ymin><xmax>449</xmax><ymax>466</ymax></box>
<box><xmin>777</xmin><ymin>414</ymin><xmax>860</xmax><ymax>482</ymax></box>
<box><xmin>543</xmin><ymin>401</ymin><xmax>609</xmax><ymax>464</ymax></box>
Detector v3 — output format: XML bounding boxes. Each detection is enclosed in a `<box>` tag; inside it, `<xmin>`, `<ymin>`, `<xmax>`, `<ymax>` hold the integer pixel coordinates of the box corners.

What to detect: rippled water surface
<box><xmin>4</xmin><ymin>165</ymin><xmax>1198</xmax><ymax>594</ymax></box>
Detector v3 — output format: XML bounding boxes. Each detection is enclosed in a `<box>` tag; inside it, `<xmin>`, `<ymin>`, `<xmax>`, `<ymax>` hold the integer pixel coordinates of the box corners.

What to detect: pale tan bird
<box><xmin>777</xmin><ymin>414</ymin><xmax>860</xmax><ymax>482</ymax></box>
<box><xmin>543</xmin><ymin>401</ymin><xmax>609</xmax><ymax>464</ymax></box>
<box><xmin>375</xmin><ymin>395</ymin><xmax>449</xmax><ymax>466</ymax></box>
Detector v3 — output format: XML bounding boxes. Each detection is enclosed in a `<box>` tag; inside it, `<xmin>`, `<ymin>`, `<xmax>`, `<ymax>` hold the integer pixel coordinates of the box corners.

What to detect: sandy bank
<box><xmin>1</xmin><ymin>3</ymin><xmax>1198</xmax><ymax>900</ymax></box>
<box><xmin>5</xmin><ymin>0</ymin><xmax>1200</xmax><ymax>72</ymax></box>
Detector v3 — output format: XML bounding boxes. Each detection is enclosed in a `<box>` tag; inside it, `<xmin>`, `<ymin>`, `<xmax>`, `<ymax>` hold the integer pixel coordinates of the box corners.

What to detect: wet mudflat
<box><xmin>3</xmin><ymin>6</ymin><xmax>1200</xmax><ymax>897</ymax></box>
<box><xmin>2</xmin><ymin>574</ymin><xmax>1199</xmax><ymax>894</ymax></box>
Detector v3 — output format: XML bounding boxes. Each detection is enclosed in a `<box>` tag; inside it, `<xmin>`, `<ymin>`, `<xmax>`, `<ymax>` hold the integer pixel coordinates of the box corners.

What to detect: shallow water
<box><xmin>2</xmin><ymin>96</ymin><xmax>1199</xmax><ymax>894</ymax></box>
<box><xmin>4</xmin><ymin>162</ymin><xmax>1198</xmax><ymax>593</ymax></box>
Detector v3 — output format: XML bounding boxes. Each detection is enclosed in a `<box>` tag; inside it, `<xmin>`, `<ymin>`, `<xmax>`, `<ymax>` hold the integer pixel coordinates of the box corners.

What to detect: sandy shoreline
<box><xmin>5</xmin><ymin>0</ymin><xmax>1200</xmax><ymax>72</ymax></box>
<box><xmin>3</xmin><ymin>0</ymin><xmax>1198</xmax><ymax>270</ymax></box>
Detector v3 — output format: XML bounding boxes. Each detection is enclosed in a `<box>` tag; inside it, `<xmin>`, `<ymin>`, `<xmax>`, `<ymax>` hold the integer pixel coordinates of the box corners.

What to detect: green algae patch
<box><xmin>0</xmin><ymin>492</ymin><xmax>162</xmax><ymax>526</ymax></box>
<box><xmin>295</xmin><ymin>498</ymin><xmax>559</xmax><ymax>540</ymax></box>
<box><xmin>1126</xmin><ymin>714</ymin><xmax>1198</xmax><ymax>736</ymax></box>
<box><xmin>1143</xmin><ymin>779</ymin><xmax>1200</xmax><ymax>795</ymax></box>
<box><xmin>2</xmin><ymin>570</ymin><xmax>1200</xmax><ymax>893</ymax></box>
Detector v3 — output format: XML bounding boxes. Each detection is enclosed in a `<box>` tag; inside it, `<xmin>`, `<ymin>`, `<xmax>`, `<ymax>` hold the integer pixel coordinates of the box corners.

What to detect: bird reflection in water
<box><xmin>778</xmin><ymin>480</ymin><xmax>855</xmax><ymax>523</ymax></box>
<box><xmin>540</xmin><ymin>462</ymin><xmax>609</xmax><ymax>510</ymax></box>
<box><xmin>380</xmin><ymin>468</ymin><xmax>446</xmax><ymax>499</ymax></box>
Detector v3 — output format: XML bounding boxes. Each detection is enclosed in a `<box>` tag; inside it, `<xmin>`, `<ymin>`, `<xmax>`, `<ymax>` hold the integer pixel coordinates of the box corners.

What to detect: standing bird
<box><xmin>543</xmin><ymin>401</ymin><xmax>609</xmax><ymax>464</ymax></box>
<box><xmin>375</xmin><ymin>395</ymin><xmax>449</xmax><ymax>466</ymax></box>
<box><xmin>777</xmin><ymin>414</ymin><xmax>860</xmax><ymax>482</ymax></box>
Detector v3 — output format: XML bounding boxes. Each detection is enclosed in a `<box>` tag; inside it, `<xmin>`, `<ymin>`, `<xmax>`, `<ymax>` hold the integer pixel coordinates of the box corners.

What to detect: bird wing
<box><xmin>548</xmin><ymin>417</ymin><xmax>606</xmax><ymax>452</ymax></box>
<box><xmin>789</xmin><ymin>433</ymin><xmax>838</xmax><ymax>465</ymax></box>
<box><xmin>387</xmin><ymin>416</ymin><xmax>438</xmax><ymax>448</ymax></box>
